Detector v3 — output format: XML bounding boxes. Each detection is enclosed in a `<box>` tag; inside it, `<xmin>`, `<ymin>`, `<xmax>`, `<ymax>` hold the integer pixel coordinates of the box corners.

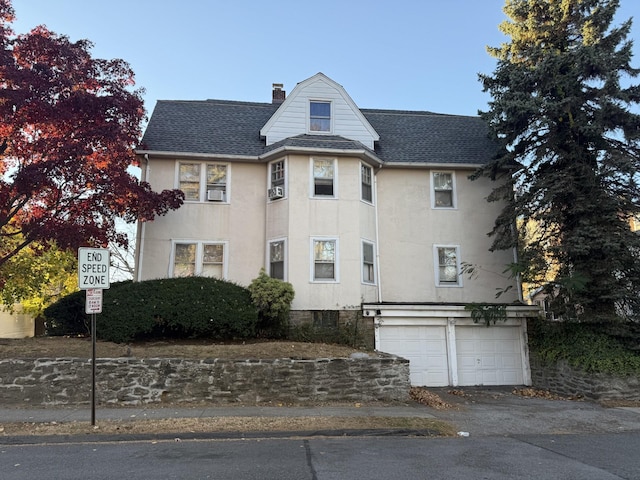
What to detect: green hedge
<box><xmin>44</xmin><ymin>277</ymin><xmax>258</xmax><ymax>343</ymax></box>
<box><xmin>527</xmin><ymin>318</ymin><xmax>640</xmax><ymax>375</ymax></box>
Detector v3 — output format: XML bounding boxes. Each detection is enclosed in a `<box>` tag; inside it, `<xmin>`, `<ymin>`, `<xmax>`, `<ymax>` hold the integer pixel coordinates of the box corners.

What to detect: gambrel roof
<box><xmin>139</xmin><ymin>82</ymin><xmax>497</xmax><ymax>166</ymax></box>
<box><xmin>260</xmin><ymin>73</ymin><xmax>379</xmax><ymax>149</ymax></box>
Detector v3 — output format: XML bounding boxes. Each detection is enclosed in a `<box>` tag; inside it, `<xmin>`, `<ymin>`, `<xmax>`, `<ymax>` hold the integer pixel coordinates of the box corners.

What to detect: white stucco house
<box><xmin>134</xmin><ymin>73</ymin><xmax>537</xmax><ymax>387</ymax></box>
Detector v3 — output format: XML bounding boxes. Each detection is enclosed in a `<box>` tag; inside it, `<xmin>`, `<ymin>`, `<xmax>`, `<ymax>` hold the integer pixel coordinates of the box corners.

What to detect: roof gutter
<box><xmin>380</xmin><ymin>162</ymin><xmax>485</xmax><ymax>170</ymax></box>
<box><xmin>135</xmin><ymin>150</ymin><xmax>262</xmax><ymax>162</ymax></box>
<box><xmin>135</xmin><ymin>147</ymin><xmax>384</xmax><ymax>167</ymax></box>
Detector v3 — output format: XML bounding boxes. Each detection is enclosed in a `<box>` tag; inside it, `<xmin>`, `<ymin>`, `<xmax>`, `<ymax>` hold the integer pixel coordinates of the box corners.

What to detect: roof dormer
<box><xmin>260</xmin><ymin>73</ymin><xmax>379</xmax><ymax>149</ymax></box>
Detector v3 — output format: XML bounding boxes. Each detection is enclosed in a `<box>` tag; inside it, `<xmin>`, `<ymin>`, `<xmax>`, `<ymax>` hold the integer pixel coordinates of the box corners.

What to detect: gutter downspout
<box><xmin>135</xmin><ymin>154</ymin><xmax>150</xmax><ymax>282</ymax></box>
<box><xmin>372</xmin><ymin>164</ymin><xmax>384</xmax><ymax>351</ymax></box>
<box><xmin>374</xmin><ymin>165</ymin><xmax>383</xmax><ymax>303</ymax></box>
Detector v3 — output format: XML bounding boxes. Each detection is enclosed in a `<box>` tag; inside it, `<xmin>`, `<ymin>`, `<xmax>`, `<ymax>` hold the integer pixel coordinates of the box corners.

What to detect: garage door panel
<box><xmin>456</xmin><ymin>326</ymin><xmax>524</xmax><ymax>386</ymax></box>
<box><xmin>378</xmin><ymin>325</ymin><xmax>449</xmax><ymax>387</ymax></box>
<box><xmin>499</xmin><ymin>354</ymin><xmax>521</xmax><ymax>369</ymax></box>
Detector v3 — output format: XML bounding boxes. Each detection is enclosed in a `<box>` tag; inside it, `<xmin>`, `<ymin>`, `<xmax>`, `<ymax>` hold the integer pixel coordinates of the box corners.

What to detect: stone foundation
<box><xmin>0</xmin><ymin>354</ymin><xmax>410</xmax><ymax>407</ymax></box>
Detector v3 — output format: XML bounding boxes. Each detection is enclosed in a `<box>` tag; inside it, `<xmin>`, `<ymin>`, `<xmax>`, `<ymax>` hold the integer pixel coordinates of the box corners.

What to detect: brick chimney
<box><xmin>272</xmin><ymin>83</ymin><xmax>285</xmax><ymax>104</ymax></box>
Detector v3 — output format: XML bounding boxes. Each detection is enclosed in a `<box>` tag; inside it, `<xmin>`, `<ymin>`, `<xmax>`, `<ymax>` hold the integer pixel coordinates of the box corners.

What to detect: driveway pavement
<box><xmin>424</xmin><ymin>386</ymin><xmax>640</xmax><ymax>436</ymax></box>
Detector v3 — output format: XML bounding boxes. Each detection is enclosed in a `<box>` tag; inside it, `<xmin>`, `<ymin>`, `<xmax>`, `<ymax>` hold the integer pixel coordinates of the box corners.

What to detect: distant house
<box><xmin>135</xmin><ymin>73</ymin><xmax>537</xmax><ymax>387</ymax></box>
<box><xmin>0</xmin><ymin>305</ymin><xmax>36</xmax><ymax>338</ymax></box>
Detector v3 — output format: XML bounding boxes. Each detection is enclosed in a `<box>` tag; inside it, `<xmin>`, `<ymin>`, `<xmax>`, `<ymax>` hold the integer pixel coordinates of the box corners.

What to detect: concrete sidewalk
<box><xmin>2</xmin><ymin>388</ymin><xmax>640</xmax><ymax>437</ymax></box>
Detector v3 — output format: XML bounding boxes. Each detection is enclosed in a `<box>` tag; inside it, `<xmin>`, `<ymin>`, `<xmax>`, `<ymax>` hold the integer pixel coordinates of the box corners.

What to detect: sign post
<box><xmin>78</xmin><ymin>248</ymin><xmax>110</xmax><ymax>426</ymax></box>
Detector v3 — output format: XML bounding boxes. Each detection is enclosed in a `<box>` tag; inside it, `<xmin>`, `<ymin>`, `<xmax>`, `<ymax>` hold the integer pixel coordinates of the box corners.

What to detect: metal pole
<box><xmin>91</xmin><ymin>312</ymin><xmax>96</xmax><ymax>426</ymax></box>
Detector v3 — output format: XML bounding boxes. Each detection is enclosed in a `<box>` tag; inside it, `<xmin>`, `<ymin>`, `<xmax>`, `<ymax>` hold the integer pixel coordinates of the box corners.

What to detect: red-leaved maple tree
<box><xmin>0</xmin><ymin>1</ymin><xmax>183</xmax><ymax>277</ymax></box>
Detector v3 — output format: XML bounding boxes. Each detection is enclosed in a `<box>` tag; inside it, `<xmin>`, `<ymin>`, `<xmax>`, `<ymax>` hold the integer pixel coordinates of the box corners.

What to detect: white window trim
<box><xmin>360</xmin><ymin>162</ymin><xmax>374</xmax><ymax>205</ymax></box>
<box><xmin>310</xmin><ymin>157</ymin><xmax>338</xmax><ymax>199</ymax></box>
<box><xmin>361</xmin><ymin>239</ymin><xmax>376</xmax><ymax>285</ymax></box>
<box><xmin>268</xmin><ymin>158</ymin><xmax>287</xmax><ymax>201</ymax></box>
<box><xmin>175</xmin><ymin>161</ymin><xmax>231</xmax><ymax>203</ymax></box>
<box><xmin>308</xmin><ymin>99</ymin><xmax>333</xmax><ymax>134</ymax></box>
<box><xmin>169</xmin><ymin>240</ymin><xmax>229</xmax><ymax>279</ymax></box>
<box><xmin>267</xmin><ymin>237</ymin><xmax>287</xmax><ymax>281</ymax></box>
<box><xmin>430</xmin><ymin>171</ymin><xmax>457</xmax><ymax>209</ymax></box>
<box><xmin>310</xmin><ymin>236</ymin><xmax>340</xmax><ymax>283</ymax></box>
<box><xmin>433</xmin><ymin>244</ymin><xmax>462</xmax><ymax>287</ymax></box>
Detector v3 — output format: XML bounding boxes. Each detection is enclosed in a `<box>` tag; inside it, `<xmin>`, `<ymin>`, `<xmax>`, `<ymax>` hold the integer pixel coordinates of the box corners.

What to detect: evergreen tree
<box><xmin>476</xmin><ymin>0</ymin><xmax>640</xmax><ymax>321</ymax></box>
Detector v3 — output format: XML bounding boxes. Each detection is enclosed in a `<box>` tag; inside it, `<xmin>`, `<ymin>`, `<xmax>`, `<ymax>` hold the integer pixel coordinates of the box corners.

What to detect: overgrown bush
<box><xmin>288</xmin><ymin>317</ymin><xmax>372</xmax><ymax>349</ymax></box>
<box><xmin>248</xmin><ymin>269</ymin><xmax>295</xmax><ymax>338</ymax></box>
<box><xmin>527</xmin><ymin>318</ymin><xmax>640</xmax><ymax>375</ymax></box>
<box><xmin>44</xmin><ymin>277</ymin><xmax>258</xmax><ymax>343</ymax></box>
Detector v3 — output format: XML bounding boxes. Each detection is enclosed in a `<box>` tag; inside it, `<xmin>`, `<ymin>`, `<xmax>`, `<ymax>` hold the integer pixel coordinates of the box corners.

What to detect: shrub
<box><xmin>248</xmin><ymin>269</ymin><xmax>295</xmax><ymax>338</ymax></box>
<box><xmin>43</xmin><ymin>288</ymin><xmax>90</xmax><ymax>336</ymax></box>
<box><xmin>527</xmin><ymin>318</ymin><xmax>640</xmax><ymax>375</ymax></box>
<box><xmin>288</xmin><ymin>314</ymin><xmax>372</xmax><ymax>349</ymax></box>
<box><xmin>43</xmin><ymin>277</ymin><xmax>258</xmax><ymax>343</ymax></box>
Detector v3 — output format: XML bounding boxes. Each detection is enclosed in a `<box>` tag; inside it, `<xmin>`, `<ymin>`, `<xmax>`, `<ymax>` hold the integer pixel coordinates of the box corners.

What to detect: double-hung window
<box><xmin>312</xmin><ymin>238</ymin><xmax>338</xmax><ymax>281</ymax></box>
<box><xmin>172</xmin><ymin>241</ymin><xmax>226</xmax><ymax>278</ymax></box>
<box><xmin>206</xmin><ymin>164</ymin><xmax>227</xmax><ymax>201</ymax></box>
<box><xmin>201</xmin><ymin>244</ymin><xmax>224</xmax><ymax>277</ymax></box>
<box><xmin>309</xmin><ymin>101</ymin><xmax>331</xmax><ymax>132</ymax></box>
<box><xmin>178</xmin><ymin>162</ymin><xmax>228</xmax><ymax>202</ymax></box>
<box><xmin>268</xmin><ymin>159</ymin><xmax>286</xmax><ymax>200</ymax></box>
<box><xmin>362</xmin><ymin>241</ymin><xmax>375</xmax><ymax>284</ymax></box>
<box><xmin>173</xmin><ymin>243</ymin><xmax>197</xmax><ymax>276</ymax></box>
<box><xmin>312</xmin><ymin>158</ymin><xmax>336</xmax><ymax>197</ymax></box>
<box><xmin>270</xmin><ymin>159</ymin><xmax>285</xmax><ymax>189</ymax></box>
<box><xmin>432</xmin><ymin>171</ymin><xmax>455</xmax><ymax>208</ymax></box>
<box><xmin>434</xmin><ymin>245</ymin><xmax>461</xmax><ymax>287</ymax></box>
<box><xmin>178</xmin><ymin>163</ymin><xmax>201</xmax><ymax>201</ymax></box>
<box><xmin>361</xmin><ymin>163</ymin><xmax>373</xmax><ymax>203</ymax></box>
<box><xmin>269</xmin><ymin>239</ymin><xmax>285</xmax><ymax>280</ymax></box>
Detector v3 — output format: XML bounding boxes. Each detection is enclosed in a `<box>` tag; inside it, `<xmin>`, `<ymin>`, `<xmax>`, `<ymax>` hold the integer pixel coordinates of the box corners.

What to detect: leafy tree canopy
<box><xmin>0</xmin><ymin>238</ymin><xmax>76</xmax><ymax>315</ymax></box>
<box><xmin>0</xmin><ymin>0</ymin><xmax>183</xmax><ymax>288</ymax></box>
<box><xmin>476</xmin><ymin>0</ymin><xmax>640</xmax><ymax>320</ymax></box>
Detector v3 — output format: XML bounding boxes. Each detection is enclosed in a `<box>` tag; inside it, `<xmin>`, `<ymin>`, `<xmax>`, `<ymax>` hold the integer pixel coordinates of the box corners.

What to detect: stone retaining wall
<box><xmin>530</xmin><ymin>355</ymin><xmax>640</xmax><ymax>401</ymax></box>
<box><xmin>0</xmin><ymin>355</ymin><xmax>410</xmax><ymax>407</ymax></box>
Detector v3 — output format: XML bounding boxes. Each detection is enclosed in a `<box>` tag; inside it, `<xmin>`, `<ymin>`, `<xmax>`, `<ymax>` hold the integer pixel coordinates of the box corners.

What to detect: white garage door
<box><xmin>456</xmin><ymin>326</ymin><xmax>524</xmax><ymax>386</ymax></box>
<box><xmin>378</xmin><ymin>325</ymin><xmax>449</xmax><ymax>386</ymax></box>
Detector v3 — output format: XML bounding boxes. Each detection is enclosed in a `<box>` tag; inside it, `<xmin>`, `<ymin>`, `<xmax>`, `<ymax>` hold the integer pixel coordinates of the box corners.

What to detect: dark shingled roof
<box><xmin>140</xmin><ymin>99</ymin><xmax>497</xmax><ymax>165</ymax></box>
<box><xmin>264</xmin><ymin>134</ymin><xmax>376</xmax><ymax>155</ymax></box>
<box><xmin>361</xmin><ymin>109</ymin><xmax>497</xmax><ymax>165</ymax></box>
<box><xmin>140</xmin><ymin>100</ymin><xmax>278</xmax><ymax>156</ymax></box>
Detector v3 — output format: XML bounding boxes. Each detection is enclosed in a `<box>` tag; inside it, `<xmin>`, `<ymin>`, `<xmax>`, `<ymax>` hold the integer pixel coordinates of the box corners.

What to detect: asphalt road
<box><xmin>2</xmin><ymin>432</ymin><xmax>640</xmax><ymax>479</ymax></box>
<box><xmin>2</xmin><ymin>386</ymin><xmax>640</xmax><ymax>479</ymax></box>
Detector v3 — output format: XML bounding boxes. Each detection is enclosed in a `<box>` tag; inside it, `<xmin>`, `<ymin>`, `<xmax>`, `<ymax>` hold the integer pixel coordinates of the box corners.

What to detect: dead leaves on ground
<box><xmin>512</xmin><ymin>387</ymin><xmax>582</xmax><ymax>401</ymax></box>
<box><xmin>411</xmin><ymin>386</ymin><xmax>581</xmax><ymax>409</ymax></box>
<box><xmin>410</xmin><ymin>387</ymin><xmax>456</xmax><ymax>410</ymax></box>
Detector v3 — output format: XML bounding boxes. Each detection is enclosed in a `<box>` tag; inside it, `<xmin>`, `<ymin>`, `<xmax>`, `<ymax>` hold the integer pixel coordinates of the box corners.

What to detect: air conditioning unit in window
<box><xmin>268</xmin><ymin>186</ymin><xmax>284</xmax><ymax>200</ymax></box>
<box><xmin>207</xmin><ymin>189</ymin><xmax>224</xmax><ymax>202</ymax></box>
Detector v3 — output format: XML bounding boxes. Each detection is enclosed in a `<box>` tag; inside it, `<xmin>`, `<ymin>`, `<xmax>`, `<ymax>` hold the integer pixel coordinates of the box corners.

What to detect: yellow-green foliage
<box><xmin>0</xmin><ymin>240</ymin><xmax>77</xmax><ymax>315</ymax></box>
<box><xmin>248</xmin><ymin>269</ymin><xmax>295</xmax><ymax>337</ymax></box>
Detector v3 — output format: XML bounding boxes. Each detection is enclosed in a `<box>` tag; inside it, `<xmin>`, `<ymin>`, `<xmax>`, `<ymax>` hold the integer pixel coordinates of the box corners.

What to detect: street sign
<box><xmin>78</xmin><ymin>247</ymin><xmax>110</xmax><ymax>290</ymax></box>
<box><xmin>85</xmin><ymin>288</ymin><xmax>103</xmax><ymax>314</ymax></box>
<box><xmin>77</xmin><ymin>247</ymin><xmax>110</xmax><ymax>427</ymax></box>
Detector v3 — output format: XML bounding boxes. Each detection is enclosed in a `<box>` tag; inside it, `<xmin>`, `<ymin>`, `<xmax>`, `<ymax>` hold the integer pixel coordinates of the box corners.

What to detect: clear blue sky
<box><xmin>9</xmin><ymin>0</ymin><xmax>640</xmax><ymax>118</ymax></box>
